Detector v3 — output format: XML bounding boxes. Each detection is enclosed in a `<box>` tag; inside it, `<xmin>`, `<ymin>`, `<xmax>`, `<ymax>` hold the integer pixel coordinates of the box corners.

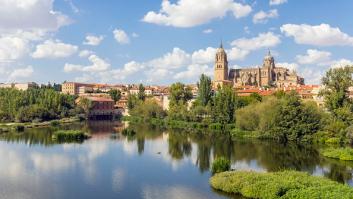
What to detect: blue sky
<box><xmin>0</xmin><ymin>0</ymin><xmax>353</xmax><ymax>85</ymax></box>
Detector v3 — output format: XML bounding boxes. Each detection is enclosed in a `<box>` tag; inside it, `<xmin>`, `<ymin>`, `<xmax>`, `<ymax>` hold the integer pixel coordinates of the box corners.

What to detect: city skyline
<box><xmin>0</xmin><ymin>0</ymin><xmax>353</xmax><ymax>85</ymax></box>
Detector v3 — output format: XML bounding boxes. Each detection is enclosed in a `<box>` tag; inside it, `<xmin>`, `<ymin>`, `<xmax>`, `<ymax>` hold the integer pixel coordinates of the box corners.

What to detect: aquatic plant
<box><xmin>211</xmin><ymin>157</ymin><xmax>230</xmax><ymax>174</ymax></box>
<box><xmin>210</xmin><ymin>170</ymin><xmax>353</xmax><ymax>198</ymax></box>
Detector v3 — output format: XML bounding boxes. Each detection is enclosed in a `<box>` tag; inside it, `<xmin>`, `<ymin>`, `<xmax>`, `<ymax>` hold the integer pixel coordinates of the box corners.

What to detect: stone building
<box><xmin>213</xmin><ymin>43</ymin><xmax>304</xmax><ymax>88</ymax></box>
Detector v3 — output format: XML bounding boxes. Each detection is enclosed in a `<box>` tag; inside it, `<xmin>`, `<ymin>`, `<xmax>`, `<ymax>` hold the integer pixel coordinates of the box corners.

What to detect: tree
<box><xmin>108</xmin><ymin>89</ymin><xmax>121</xmax><ymax>103</ymax></box>
<box><xmin>197</xmin><ymin>74</ymin><xmax>212</xmax><ymax>106</ymax></box>
<box><xmin>138</xmin><ymin>84</ymin><xmax>146</xmax><ymax>101</ymax></box>
<box><xmin>320</xmin><ymin>66</ymin><xmax>353</xmax><ymax>122</ymax></box>
<box><xmin>78</xmin><ymin>97</ymin><xmax>92</xmax><ymax>117</ymax></box>
<box><xmin>212</xmin><ymin>85</ymin><xmax>237</xmax><ymax>124</ymax></box>
<box><xmin>169</xmin><ymin>82</ymin><xmax>193</xmax><ymax>107</ymax></box>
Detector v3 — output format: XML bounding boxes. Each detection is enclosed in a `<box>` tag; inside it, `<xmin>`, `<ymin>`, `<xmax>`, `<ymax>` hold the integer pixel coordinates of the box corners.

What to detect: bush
<box><xmin>122</xmin><ymin>128</ymin><xmax>136</xmax><ymax>137</ymax></box>
<box><xmin>321</xmin><ymin>148</ymin><xmax>353</xmax><ymax>161</ymax></box>
<box><xmin>211</xmin><ymin>157</ymin><xmax>231</xmax><ymax>174</ymax></box>
<box><xmin>50</xmin><ymin>120</ymin><xmax>60</xmax><ymax>126</ymax></box>
<box><xmin>52</xmin><ymin>130</ymin><xmax>89</xmax><ymax>142</ymax></box>
<box><xmin>210</xmin><ymin>170</ymin><xmax>353</xmax><ymax>198</ymax></box>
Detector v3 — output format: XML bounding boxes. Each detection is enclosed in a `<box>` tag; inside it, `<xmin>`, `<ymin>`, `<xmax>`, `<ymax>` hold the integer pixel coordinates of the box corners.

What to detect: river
<box><xmin>0</xmin><ymin>121</ymin><xmax>352</xmax><ymax>199</ymax></box>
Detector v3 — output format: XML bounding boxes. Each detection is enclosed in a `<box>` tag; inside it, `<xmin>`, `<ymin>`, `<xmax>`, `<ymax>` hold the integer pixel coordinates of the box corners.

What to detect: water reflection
<box><xmin>0</xmin><ymin>122</ymin><xmax>352</xmax><ymax>199</ymax></box>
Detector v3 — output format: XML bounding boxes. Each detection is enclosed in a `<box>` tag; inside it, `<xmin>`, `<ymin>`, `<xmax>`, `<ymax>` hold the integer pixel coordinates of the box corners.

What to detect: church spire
<box><xmin>268</xmin><ymin>49</ymin><xmax>271</xmax><ymax>56</ymax></box>
<box><xmin>220</xmin><ymin>39</ymin><xmax>223</xmax><ymax>49</ymax></box>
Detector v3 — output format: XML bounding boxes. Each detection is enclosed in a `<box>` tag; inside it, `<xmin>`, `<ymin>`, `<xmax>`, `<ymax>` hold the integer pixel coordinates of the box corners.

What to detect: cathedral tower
<box><xmin>214</xmin><ymin>42</ymin><xmax>229</xmax><ymax>82</ymax></box>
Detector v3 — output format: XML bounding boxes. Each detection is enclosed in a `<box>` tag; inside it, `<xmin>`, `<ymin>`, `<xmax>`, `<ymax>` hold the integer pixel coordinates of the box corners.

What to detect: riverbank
<box><xmin>0</xmin><ymin>117</ymin><xmax>83</xmax><ymax>132</ymax></box>
<box><xmin>210</xmin><ymin>170</ymin><xmax>353</xmax><ymax>198</ymax></box>
<box><xmin>321</xmin><ymin>147</ymin><xmax>353</xmax><ymax>161</ymax></box>
<box><xmin>123</xmin><ymin>116</ymin><xmax>237</xmax><ymax>133</ymax></box>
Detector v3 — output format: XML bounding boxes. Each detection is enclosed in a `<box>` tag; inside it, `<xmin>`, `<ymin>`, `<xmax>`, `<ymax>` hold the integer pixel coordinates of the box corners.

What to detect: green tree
<box><xmin>212</xmin><ymin>85</ymin><xmax>237</xmax><ymax>124</ymax></box>
<box><xmin>169</xmin><ymin>82</ymin><xmax>193</xmax><ymax>107</ymax></box>
<box><xmin>78</xmin><ymin>97</ymin><xmax>92</xmax><ymax>117</ymax></box>
<box><xmin>108</xmin><ymin>89</ymin><xmax>121</xmax><ymax>103</ymax></box>
<box><xmin>138</xmin><ymin>84</ymin><xmax>146</xmax><ymax>101</ymax></box>
<box><xmin>197</xmin><ymin>74</ymin><xmax>212</xmax><ymax>106</ymax></box>
<box><xmin>127</xmin><ymin>94</ymin><xmax>138</xmax><ymax>110</ymax></box>
<box><xmin>320</xmin><ymin>66</ymin><xmax>353</xmax><ymax>123</ymax></box>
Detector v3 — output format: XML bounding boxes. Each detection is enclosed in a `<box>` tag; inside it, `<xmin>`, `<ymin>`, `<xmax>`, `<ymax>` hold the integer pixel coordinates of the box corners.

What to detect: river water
<box><xmin>0</xmin><ymin>121</ymin><xmax>352</xmax><ymax>199</ymax></box>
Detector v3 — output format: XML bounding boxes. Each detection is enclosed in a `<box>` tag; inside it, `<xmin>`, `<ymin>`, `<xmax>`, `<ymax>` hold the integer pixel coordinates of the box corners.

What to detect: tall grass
<box><xmin>52</xmin><ymin>130</ymin><xmax>89</xmax><ymax>142</ymax></box>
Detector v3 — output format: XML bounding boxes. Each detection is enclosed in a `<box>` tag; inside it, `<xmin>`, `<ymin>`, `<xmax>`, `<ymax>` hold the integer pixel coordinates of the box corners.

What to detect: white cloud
<box><xmin>203</xmin><ymin>29</ymin><xmax>213</xmax><ymax>34</ymax></box>
<box><xmin>132</xmin><ymin>33</ymin><xmax>139</xmax><ymax>38</ymax></box>
<box><xmin>253</xmin><ymin>9</ymin><xmax>278</xmax><ymax>24</ymax></box>
<box><xmin>108</xmin><ymin>61</ymin><xmax>146</xmax><ymax>81</ymax></box>
<box><xmin>32</xmin><ymin>40</ymin><xmax>78</xmax><ymax>59</ymax></box>
<box><xmin>192</xmin><ymin>47</ymin><xmax>217</xmax><ymax>64</ymax></box>
<box><xmin>83</xmin><ymin>35</ymin><xmax>104</xmax><ymax>46</ymax></box>
<box><xmin>231</xmin><ymin>32</ymin><xmax>281</xmax><ymax>50</ymax></box>
<box><xmin>330</xmin><ymin>59</ymin><xmax>353</xmax><ymax>68</ymax></box>
<box><xmin>174</xmin><ymin>64</ymin><xmax>212</xmax><ymax>80</ymax></box>
<box><xmin>64</xmin><ymin>54</ymin><xmax>110</xmax><ymax>72</ymax></box>
<box><xmin>0</xmin><ymin>36</ymin><xmax>28</xmax><ymax>61</ymax></box>
<box><xmin>148</xmin><ymin>48</ymin><xmax>190</xmax><ymax>69</ymax></box>
<box><xmin>296</xmin><ymin>49</ymin><xmax>331</xmax><ymax>65</ymax></box>
<box><xmin>142</xmin><ymin>0</ymin><xmax>252</xmax><ymax>28</ymax></box>
<box><xmin>269</xmin><ymin>0</ymin><xmax>287</xmax><ymax>6</ymax></box>
<box><xmin>113</xmin><ymin>29</ymin><xmax>130</xmax><ymax>44</ymax></box>
<box><xmin>9</xmin><ymin>65</ymin><xmax>33</xmax><ymax>80</ymax></box>
<box><xmin>227</xmin><ymin>47</ymin><xmax>250</xmax><ymax>61</ymax></box>
<box><xmin>281</xmin><ymin>23</ymin><xmax>353</xmax><ymax>46</ymax></box>
<box><xmin>0</xmin><ymin>0</ymin><xmax>71</xmax><ymax>33</ymax></box>
<box><xmin>79</xmin><ymin>50</ymin><xmax>94</xmax><ymax>58</ymax></box>
<box><xmin>276</xmin><ymin>62</ymin><xmax>299</xmax><ymax>71</ymax></box>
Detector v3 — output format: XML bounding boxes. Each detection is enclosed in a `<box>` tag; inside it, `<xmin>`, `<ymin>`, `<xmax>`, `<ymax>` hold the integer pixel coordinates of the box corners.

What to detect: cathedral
<box><xmin>213</xmin><ymin>43</ymin><xmax>304</xmax><ymax>88</ymax></box>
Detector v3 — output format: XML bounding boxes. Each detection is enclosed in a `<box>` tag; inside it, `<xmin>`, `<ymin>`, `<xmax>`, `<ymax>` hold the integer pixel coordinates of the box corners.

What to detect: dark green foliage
<box><xmin>320</xmin><ymin>66</ymin><xmax>353</xmax><ymax>124</ymax></box>
<box><xmin>236</xmin><ymin>92</ymin><xmax>324</xmax><ymax>142</ymax></box>
<box><xmin>51</xmin><ymin>130</ymin><xmax>89</xmax><ymax>142</ymax></box>
<box><xmin>211</xmin><ymin>85</ymin><xmax>237</xmax><ymax>124</ymax></box>
<box><xmin>169</xmin><ymin>82</ymin><xmax>193</xmax><ymax>107</ymax></box>
<box><xmin>108</xmin><ymin>89</ymin><xmax>121</xmax><ymax>103</ymax></box>
<box><xmin>197</xmin><ymin>74</ymin><xmax>212</xmax><ymax>106</ymax></box>
<box><xmin>210</xmin><ymin>170</ymin><xmax>353</xmax><ymax>199</ymax></box>
<box><xmin>129</xmin><ymin>99</ymin><xmax>167</xmax><ymax>120</ymax></box>
<box><xmin>211</xmin><ymin>157</ymin><xmax>230</xmax><ymax>174</ymax></box>
<box><xmin>122</xmin><ymin>128</ymin><xmax>136</xmax><ymax>137</ymax></box>
<box><xmin>127</xmin><ymin>94</ymin><xmax>139</xmax><ymax>110</ymax></box>
<box><xmin>138</xmin><ymin>84</ymin><xmax>146</xmax><ymax>101</ymax></box>
<box><xmin>0</xmin><ymin>88</ymin><xmax>78</xmax><ymax>122</ymax></box>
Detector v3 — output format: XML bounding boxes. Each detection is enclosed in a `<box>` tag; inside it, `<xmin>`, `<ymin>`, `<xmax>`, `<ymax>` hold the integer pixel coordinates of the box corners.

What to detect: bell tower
<box><xmin>214</xmin><ymin>41</ymin><xmax>229</xmax><ymax>82</ymax></box>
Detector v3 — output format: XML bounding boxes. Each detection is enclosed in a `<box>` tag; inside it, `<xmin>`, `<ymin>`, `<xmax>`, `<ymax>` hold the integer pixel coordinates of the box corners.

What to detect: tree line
<box><xmin>0</xmin><ymin>88</ymin><xmax>82</xmax><ymax>123</ymax></box>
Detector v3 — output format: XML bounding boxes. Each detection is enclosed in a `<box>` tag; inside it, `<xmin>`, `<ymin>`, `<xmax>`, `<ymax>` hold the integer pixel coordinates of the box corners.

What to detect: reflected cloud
<box><xmin>142</xmin><ymin>185</ymin><xmax>208</xmax><ymax>199</ymax></box>
<box><xmin>30</xmin><ymin>153</ymin><xmax>75</xmax><ymax>173</ymax></box>
<box><xmin>112</xmin><ymin>168</ymin><xmax>126</xmax><ymax>192</ymax></box>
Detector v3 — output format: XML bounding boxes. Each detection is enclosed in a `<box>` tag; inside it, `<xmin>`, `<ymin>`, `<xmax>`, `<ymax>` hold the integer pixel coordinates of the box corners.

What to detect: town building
<box><xmin>77</xmin><ymin>96</ymin><xmax>115</xmax><ymax>120</ymax></box>
<box><xmin>213</xmin><ymin>43</ymin><xmax>304</xmax><ymax>88</ymax></box>
<box><xmin>62</xmin><ymin>82</ymin><xmax>95</xmax><ymax>95</ymax></box>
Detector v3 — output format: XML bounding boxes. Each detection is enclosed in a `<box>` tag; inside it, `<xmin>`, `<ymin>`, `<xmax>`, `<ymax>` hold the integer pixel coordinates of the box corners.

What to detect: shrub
<box><xmin>211</xmin><ymin>157</ymin><xmax>231</xmax><ymax>174</ymax></box>
<box><xmin>122</xmin><ymin>128</ymin><xmax>136</xmax><ymax>137</ymax></box>
<box><xmin>50</xmin><ymin>120</ymin><xmax>60</xmax><ymax>126</ymax></box>
<box><xmin>210</xmin><ymin>170</ymin><xmax>353</xmax><ymax>198</ymax></box>
<box><xmin>52</xmin><ymin>130</ymin><xmax>89</xmax><ymax>142</ymax></box>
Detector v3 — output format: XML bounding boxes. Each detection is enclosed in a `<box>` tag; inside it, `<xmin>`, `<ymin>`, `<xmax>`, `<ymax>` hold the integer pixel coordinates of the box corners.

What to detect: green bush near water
<box><xmin>210</xmin><ymin>170</ymin><xmax>353</xmax><ymax>199</ymax></box>
<box><xmin>322</xmin><ymin>147</ymin><xmax>353</xmax><ymax>161</ymax></box>
<box><xmin>52</xmin><ymin>130</ymin><xmax>89</xmax><ymax>142</ymax></box>
<box><xmin>211</xmin><ymin>157</ymin><xmax>231</xmax><ymax>174</ymax></box>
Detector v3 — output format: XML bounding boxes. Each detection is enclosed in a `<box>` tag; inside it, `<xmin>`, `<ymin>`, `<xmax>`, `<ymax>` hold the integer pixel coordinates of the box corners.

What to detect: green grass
<box><xmin>322</xmin><ymin>147</ymin><xmax>353</xmax><ymax>161</ymax></box>
<box><xmin>52</xmin><ymin>130</ymin><xmax>90</xmax><ymax>142</ymax></box>
<box><xmin>210</xmin><ymin>170</ymin><xmax>353</xmax><ymax>199</ymax></box>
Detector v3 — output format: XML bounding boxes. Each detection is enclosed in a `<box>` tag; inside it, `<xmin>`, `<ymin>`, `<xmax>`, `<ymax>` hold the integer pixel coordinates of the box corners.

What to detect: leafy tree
<box><xmin>127</xmin><ymin>94</ymin><xmax>139</xmax><ymax>110</ymax></box>
<box><xmin>320</xmin><ymin>66</ymin><xmax>353</xmax><ymax>122</ymax></box>
<box><xmin>169</xmin><ymin>82</ymin><xmax>193</xmax><ymax>107</ymax></box>
<box><xmin>138</xmin><ymin>84</ymin><xmax>145</xmax><ymax>101</ymax></box>
<box><xmin>129</xmin><ymin>99</ymin><xmax>166</xmax><ymax>120</ymax></box>
<box><xmin>108</xmin><ymin>89</ymin><xmax>121</xmax><ymax>103</ymax></box>
<box><xmin>78</xmin><ymin>97</ymin><xmax>92</xmax><ymax>117</ymax></box>
<box><xmin>197</xmin><ymin>74</ymin><xmax>212</xmax><ymax>106</ymax></box>
<box><xmin>212</xmin><ymin>85</ymin><xmax>237</xmax><ymax>124</ymax></box>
